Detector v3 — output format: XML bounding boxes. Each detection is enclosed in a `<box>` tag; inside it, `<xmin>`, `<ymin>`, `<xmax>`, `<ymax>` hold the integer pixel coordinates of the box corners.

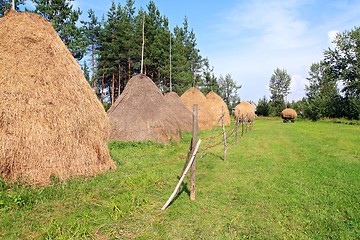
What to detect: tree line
<box><xmin>256</xmin><ymin>27</ymin><xmax>360</xmax><ymax>120</ymax></box>
<box><xmin>1</xmin><ymin>0</ymin><xmax>241</xmax><ymax>110</ymax></box>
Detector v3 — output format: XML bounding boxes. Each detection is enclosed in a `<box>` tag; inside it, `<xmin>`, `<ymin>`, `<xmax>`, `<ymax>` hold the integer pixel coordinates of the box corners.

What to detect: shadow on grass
<box><xmin>201</xmin><ymin>152</ymin><xmax>224</xmax><ymax>161</ymax></box>
<box><xmin>167</xmin><ymin>179</ymin><xmax>190</xmax><ymax>208</ymax></box>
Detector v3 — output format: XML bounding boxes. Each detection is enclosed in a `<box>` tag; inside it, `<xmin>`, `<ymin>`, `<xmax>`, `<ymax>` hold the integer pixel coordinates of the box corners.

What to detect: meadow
<box><xmin>1</xmin><ymin>118</ymin><xmax>359</xmax><ymax>239</ymax></box>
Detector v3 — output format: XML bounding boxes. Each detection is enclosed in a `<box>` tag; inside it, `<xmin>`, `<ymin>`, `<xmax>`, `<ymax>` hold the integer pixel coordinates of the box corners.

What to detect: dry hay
<box><xmin>205</xmin><ymin>91</ymin><xmax>230</xmax><ymax>126</ymax></box>
<box><xmin>107</xmin><ymin>74</ymin><xmax>181</xmax><ymax>143</ymax></box>
<box><xmin>164</xmin><ymin>92</ymin><xmax>193</xmax><ymax>132</ymax></box>
<box><xmin>281</xmin><ymin>108</ymin><xmax>297</xmax><ymax>119</ymax></box>
<box><xmin>234</xmin><ymin>101</ymin><xmax>255</xmax><ymax>122</ymax></box>
<box><xmin>0</xmin><ymin>11</ymin><xmax>116</xmax><ymax>185</ymax></box>
<box><xmin>180</xmin><ymin>87</ymin><xmax>213</xmax><ymax>130</ymax></box>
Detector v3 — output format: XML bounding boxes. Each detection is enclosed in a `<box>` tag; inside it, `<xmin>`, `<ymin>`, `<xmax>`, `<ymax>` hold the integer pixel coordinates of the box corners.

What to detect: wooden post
<box><xmin>241</xmin><ymin>114</ymin><xmax>244</xmax><ymax>138</ymax></box>
<box><xmin>235</xmin><ymin>110</ymin><xmax>240</xmax><ymax>144</ymax></box>
<box><xmin>161</xmin><ymin>140</ymin><xmax>201</xmax><ymax>210</ymax></box>
<box><xmin>12</xmin><ymin>0</ymin><xmax>15</xmax><ymax>10</ymax></box>
<box><xmin>140</xmin><ymin>13</ymin><xmax>145</xmax><ymax>74</ymax></box>
<box><xmin>222</xmin><ymin>107</ymin><xmax>227</xmax><ymax>161</ymax></box>
<box><xmin>190</xmin><ymin>104</ymin><xmax>198</xmax><ymax>201</ymax></box>
<box><xmin>246</xmin><ymin>115</ymin><xmax>248</xmax><ymax>133</ymax></box>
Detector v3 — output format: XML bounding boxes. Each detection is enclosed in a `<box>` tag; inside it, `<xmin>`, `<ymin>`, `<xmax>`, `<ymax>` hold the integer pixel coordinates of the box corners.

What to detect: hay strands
<box><xmin>161</xmin><ymin>139</ymin><xmax>201</xmax><ymax>210</ymax></box>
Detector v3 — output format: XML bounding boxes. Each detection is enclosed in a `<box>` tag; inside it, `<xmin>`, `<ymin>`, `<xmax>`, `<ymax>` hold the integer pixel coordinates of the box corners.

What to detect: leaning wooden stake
<box><xmin>235</xmin><ymin>110</ymin><xmax>240</xmax><ymax>144</ymax></box>
<box><xmin>161</xmin><ymin>139</ymin><xmax>202</xmax><ymax>210</ymax></box>
<box><xmin>190</xmin><ymin>104</ymin><xmax>198</xmax><ymax>201</ymax></box>
<box><xmin>222</xmin><ymin>107</ymin><xmax>227</xmax><ymax>161</ymax></box>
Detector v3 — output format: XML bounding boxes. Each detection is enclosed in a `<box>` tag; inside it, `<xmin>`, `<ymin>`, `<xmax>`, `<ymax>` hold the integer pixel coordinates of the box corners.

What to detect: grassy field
<box><xmin>1</xmin><ymin>118</ymin><xmax>360</xmax><ymax>239</ymax></box>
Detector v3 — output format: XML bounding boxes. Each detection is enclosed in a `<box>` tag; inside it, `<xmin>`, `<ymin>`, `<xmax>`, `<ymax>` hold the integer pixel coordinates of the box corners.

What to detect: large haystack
<box><xmin>164</xmin><ymin>92</ymin><xmax>193</xmax><ymax>132</ymax></box>
<box><xmin>0</xmin><ymin>11</ymin><xmax>116</xmax><ymax>185</ymax></box>
<box><xmin>234</xmin><ymin>101</ymin><xmax>255</xmax><ymax>122</ymax></box>
<box><xmin>205</xmin><ymin>91</ymin><xmax>230</xmax><ymax>126</ymax></box>
<box><xmin>281</xmin><ymin>108</ymin><xmax>297</xmax><ymax>120</ymax></box>
<box><xmin>108</xmin><ymin>74</ymin><xmax>181</xmax><ymax>143</ymax></box>
<box><xmin>180</xmin><ymin>87</ymin><xmax>213</xmax><ymax>130</ymax></box>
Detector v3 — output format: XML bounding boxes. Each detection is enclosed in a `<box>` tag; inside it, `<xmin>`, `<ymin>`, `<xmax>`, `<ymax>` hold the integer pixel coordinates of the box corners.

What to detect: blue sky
<box><xmin>24</xmin><ymin>0</ymin><xmax>360</xmax><ymax>102</ymax></box>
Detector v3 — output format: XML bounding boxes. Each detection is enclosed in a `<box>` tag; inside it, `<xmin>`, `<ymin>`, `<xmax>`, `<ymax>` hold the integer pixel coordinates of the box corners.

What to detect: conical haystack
<box><xmin>164</xmin><ymin>92</ymin><xmax>193</xmax><ymax>132</ymax></box>
<box><xmin>234</xmin><ymin>101</ymin><xmax>255</xmax><ymax>122</ymax></box>
<box><xmin>206</xmin><ymin>91</ymin><xmax>230</xmax><ymax>126</ymax></box>
<box><xmin>180</xmin><ymin>87</ymin><xmax>213</xmax><ymax>130</ymax></box>
<box><xmin>108</xmin><ymin>74</ymin><xmax>181</xmax><ymax>143</ymax></box>
<box><xmin>281</xmin><ymin>108</ymin><xmax>297</xmax><ymax>119</ymax></box>
<box><xmin>0</xmin><ymin>11</ymin><xmax>116</xmax><ymax>185</ymax></box>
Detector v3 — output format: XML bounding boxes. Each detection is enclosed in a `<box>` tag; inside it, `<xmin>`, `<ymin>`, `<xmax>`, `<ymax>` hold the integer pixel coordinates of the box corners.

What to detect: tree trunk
<box><xmin>111</xmin><ymin>70</ymin><xmax>115</xmax><ymax>105</ymax></box>
<box><xmin>92</xmin><ymin>44</ymin><xmax>96</xmax><ymax>94</ymax></box>
<box><xmin>101</xmin><ymin>66</ymin><xmax>105</xmax><ymax>104</ymax></box>
<box><xmin>118</xmin><ymin>62</ymin><xmax>121</xmax><ymax>97</ymax></box>
<box><xmin>128</xmin><ymin>51</ymin><xmax>131</xmax><ymax>84</ymax></box>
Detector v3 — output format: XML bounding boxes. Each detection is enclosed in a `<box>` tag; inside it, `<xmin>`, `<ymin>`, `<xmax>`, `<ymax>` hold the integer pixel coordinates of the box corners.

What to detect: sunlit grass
<box><xmin>1</xmin><ymin>118</ymin><xmax>359</xmax><ymax>239</ymax></box>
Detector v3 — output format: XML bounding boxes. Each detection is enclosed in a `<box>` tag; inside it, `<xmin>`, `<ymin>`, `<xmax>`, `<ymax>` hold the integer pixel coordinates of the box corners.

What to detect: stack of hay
<box><xmin>164</xmin><ymin>92</ymin><xmax>193</xmax><ymax>132</ymax></box>
<box><xmin>180</xmin><ymin>87</ymin><xmax>213</xmax><ymax>130</ymax></box>
<box><xmin>0</xmin><ymin>11</ymin><xmax>116</xmax><ymax>185</ymax></box>
<box><xmin>280</xmin><ymin>108</ymin><xmax>297</xmax><ymax>122</ymax></box>
<box><xmin>205</xmin><ymin>91</ymin><xmax>230</xmax><ymax>126</ymax></box>
<box><xmin>234</xmin><ymin>101</ymin><xmax>255</xmax><ymax>122</ymax></box>
<box><xmin>107</xmin><ymin>74</ymin><xmax>181</xmax><ymax>143</ymax></box>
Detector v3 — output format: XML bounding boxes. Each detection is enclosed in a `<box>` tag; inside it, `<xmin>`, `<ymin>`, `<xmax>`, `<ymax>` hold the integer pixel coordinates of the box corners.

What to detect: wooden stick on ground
<box><xmin>222</xmin><ymin>106</ymin><xmax>227</xmax><ymax>161</ymax></box>
<box><xmin>161</xmin><ymin>139</ymin><xmax>202</xmax><ymax>210</ymax></box>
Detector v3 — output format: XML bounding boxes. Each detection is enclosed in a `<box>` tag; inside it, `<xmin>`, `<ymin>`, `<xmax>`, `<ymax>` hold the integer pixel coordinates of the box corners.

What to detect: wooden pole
<box><xmin>246</xmin><ymin>115</ymin><xmax>248</xmax><ymax>133</ymax></box>
<box><xmin>169</xmin><ymin>22</ymin><xmax>172</xmax><ymax>92</ymax></box>
<box><xmin>161</xmin><ymin>139</ymin><xmax>201</xmax><ymax>210</ymax></box>
<box><xmin>235</xmin><ymin>110</ymin><xmax>240</xmax><ymax>144</ymax></box>
<box><xmin>190</xmin><ymin>104</ymin><xmax>198</xmax><ymax>201</ymax></box>
<box><xmin>140</xmin><ymin>13</ymin><xmax>145</xmax><ymax>74</ymax></box>
<box><xmin>241</xmin><ymin>114</ymin><xmax>244</xmax><ymax>138</ymax></box>
<box><xmin>222</xmin><ymin>106</ymin><xmax>227</xmax><ymax>161</ymax></box>
<box><xmin>12</xmin><ymin>0</ymin><xmax>15</xmax><ymax>10</ymax></box>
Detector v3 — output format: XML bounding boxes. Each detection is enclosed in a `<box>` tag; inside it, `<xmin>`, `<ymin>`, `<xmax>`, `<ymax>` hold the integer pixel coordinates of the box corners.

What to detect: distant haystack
<box><xmin>234</xmin><ymin>101</ymin><xmax>255</xmax><ymax>122</ymax></box>
<box><xmin>180</xmin><ymin>87</ymin><xmax>213</xmax><ymax>130</ymax></box>
<box><xmin>281</xmin><ymin>108</ymin><xmax>297</xmax><ymax>122</ymax></box>
<box><xmin>164</xmin><ymin>92</ymin><xmax>193</xmax><ymax>132</ymax></box>
<box><xmin>205</xmin><ymin>91</ymin><xmax>230</xmax><ymax>126</ymax></box>
<box><xmin>0</xmin><ymin>11</ymin><xmax>116</xmax><ymax>185</ymax></box>
<box><xmin>108</xmin><ymin>74</ymin><xmax>181</xmax><ymax>143</ymax></box>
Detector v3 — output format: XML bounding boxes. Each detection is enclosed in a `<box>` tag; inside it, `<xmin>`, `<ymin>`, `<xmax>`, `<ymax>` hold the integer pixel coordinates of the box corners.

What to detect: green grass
<box><xmin>1</xmin><ymin>118</ymin><xmax>360</xmax><ymax>239</ymax></box>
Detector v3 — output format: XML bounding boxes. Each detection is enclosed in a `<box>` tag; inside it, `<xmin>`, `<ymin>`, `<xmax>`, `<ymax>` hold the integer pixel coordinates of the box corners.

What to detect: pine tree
<box><xmin>81</xmin><ymin>9</ymin><xmax>101</xmax><ymax>93</ymax></box>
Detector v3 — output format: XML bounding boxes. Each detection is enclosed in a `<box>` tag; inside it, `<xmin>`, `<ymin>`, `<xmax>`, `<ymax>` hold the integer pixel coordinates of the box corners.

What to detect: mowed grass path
<box><xmin>1</xmin><ymin>118</ymin><xmax>359</xmax><ymax>239</ymax></box>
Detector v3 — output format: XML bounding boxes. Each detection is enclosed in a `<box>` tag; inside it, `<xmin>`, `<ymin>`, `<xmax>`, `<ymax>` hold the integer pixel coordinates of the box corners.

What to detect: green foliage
<box><xmin>218</xmin><ymin>73</ymin><xmax>242</xmax><ymax>110</ymax></box>
<box><xmin>269</xmin><ymin>68</ymin><xmax>291</xmax><ymax>102</ymax></box>
<box><xmin>102</xmin><ymin>102</ymin><xmax>111</xmax><ymax>112</ymax></box>
<box><xmin>0</xmin><ymin>0</ymin><xmax>25</xmax><ymax>16</ymax></box>
<box><xmin>201</xmin><ymin>58</ymin><xmax>220</xmax><ymax>95</ymax></box>
<box><xmin>256</xmin><ymin>96</ymin><xmax>270</xmax><ymax>116</ymax></box>
<box><xmin>81</xmin><ymin>61</ymin><xmax>91</xmax><ymax>85</ymax></box>
<box><xmin>269</xmin><ymin>68</ymin><xmax>291</xmax><ymax>116</ymax></box>
<box><xmin>324</xmin><ymin>27</ymin><xmax>360</xmax><ymax>97</ymax></box>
